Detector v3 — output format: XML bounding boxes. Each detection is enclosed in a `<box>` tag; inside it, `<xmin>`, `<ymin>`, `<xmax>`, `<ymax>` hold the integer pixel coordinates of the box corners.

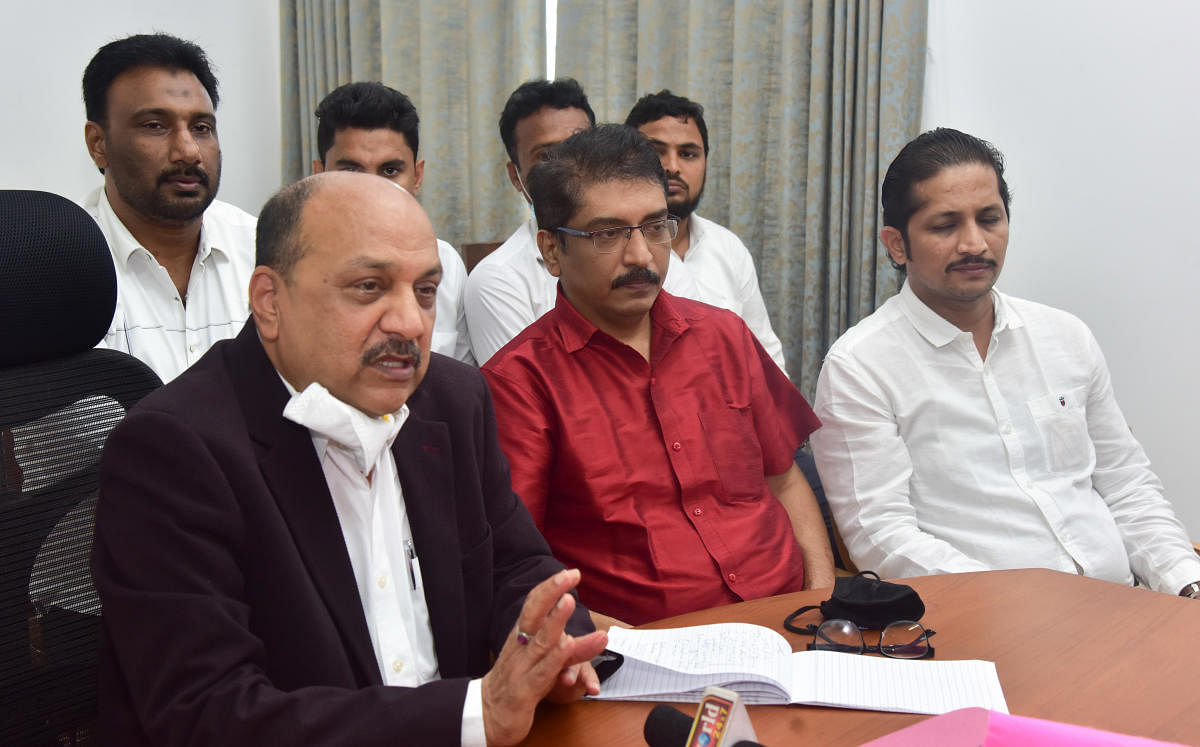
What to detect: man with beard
<box><xmin>482</xmin><ymin>125</ymin><xmax>835</xmax><ymax>627</ymax></box>
<box><xmin>626</xmin><ymin>90</ymin><xmax>786</xmax><ymax>373</ymax></box>
<box><xmin>82</xmin><ymin>33</ymin><xmax>256</xmax><ymax>382</ymax></box>
<box><xmin>811</xmin><ymin>128</ymin><xmax>1200</xmax><ymax>600</ymax></box>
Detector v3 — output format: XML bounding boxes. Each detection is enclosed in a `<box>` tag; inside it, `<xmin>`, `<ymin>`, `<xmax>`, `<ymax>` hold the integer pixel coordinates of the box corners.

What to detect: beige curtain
<box><xmin>280</xmin><ymin>0</ymin><xmax>545</xmax><ymax>249</ymax></box>
<box><xmin>557</xmin><ymin>0</ymin><xmax>926</xmax><ymax>398</ymax></box>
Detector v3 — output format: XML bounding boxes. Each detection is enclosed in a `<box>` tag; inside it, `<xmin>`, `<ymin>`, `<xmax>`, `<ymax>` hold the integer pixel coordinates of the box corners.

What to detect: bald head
<box><xmin>256</xmin><ymin>170</ymin><xmax>433</xmax><ymax>281</ymax></box>
<box><xmin>250</xmin><ymin>171</ymin><xmax>441</xmax><ymax>416</ymax></box>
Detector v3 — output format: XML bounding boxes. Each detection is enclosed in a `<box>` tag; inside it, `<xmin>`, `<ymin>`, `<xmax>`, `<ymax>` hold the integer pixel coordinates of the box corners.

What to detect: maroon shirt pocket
<box><xmin>698</xmin><ymin>406</ymin><xmax>766</xmax><ymax>502</ymax></box>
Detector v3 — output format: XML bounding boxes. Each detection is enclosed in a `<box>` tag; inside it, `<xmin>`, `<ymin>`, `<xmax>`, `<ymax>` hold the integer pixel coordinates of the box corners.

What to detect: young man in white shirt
<box><xmin>626</xmin><ymin>90</ymin><xmax>787</xmax><ymax>374</ymax></box>
<box><xmin>312</xmin><ymin>81</ymin><xmax>474</xmax><ymax>363</ymax></box>
<box><xmin>81</xmin><ymin>33</ymin><xmax>256</xmax><ymax>383</ymax></box>
<box><xmin>811</xmin><ymin>127</ymin><xmax>1200</xmax><ymax>600</ymax></box>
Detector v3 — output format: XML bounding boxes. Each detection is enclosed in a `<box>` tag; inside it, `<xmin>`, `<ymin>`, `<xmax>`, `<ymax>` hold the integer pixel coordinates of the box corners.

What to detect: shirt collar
<box><xmin>551</xmin><ymin>284</ymin><xmax>690</xmax><ymax>354</ymax></box>
<box><xmin>521</xmin><ymin>216</ymin><xmax>544</xmax><ymax>268</ymax></box>
<box><xmin>897</xmin><ymin>280</ymin><xmax>1021</xmax><ymax>348</ymax></box>
<box><xmin>92</xmin><ymin>185</ymin><xmax>224</xmax><ymax>269</ymax></box>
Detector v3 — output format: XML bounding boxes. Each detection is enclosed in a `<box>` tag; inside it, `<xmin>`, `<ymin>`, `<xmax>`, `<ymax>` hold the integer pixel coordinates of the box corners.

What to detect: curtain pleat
<box><xmin>557</xmin><ymin>0</ymin><xmax>926</xmax><ymax>398</ymax></box>
<box><xmin>279</xmin><ymin>0</ymin><xmax>543</xmax><ymax>249</ymax></box>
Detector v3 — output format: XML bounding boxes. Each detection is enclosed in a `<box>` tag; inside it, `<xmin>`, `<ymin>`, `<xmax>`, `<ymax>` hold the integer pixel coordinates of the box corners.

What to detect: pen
<box><xmin>405</xmin><ymin>539</ymin><xmax>417</xmax><ymax>590</ymax></box>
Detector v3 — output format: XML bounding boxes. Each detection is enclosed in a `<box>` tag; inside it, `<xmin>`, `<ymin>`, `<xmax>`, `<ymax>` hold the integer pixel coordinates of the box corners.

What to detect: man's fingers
<box><xmin>515</xmin><ymin>568</ymin><xmax>580</xmax><ymax>640</ymax></box>
<box><xmin>579</xmin><ymin>660</ymin><xmax>601</xmax><ymax>696</ymax></box>
<box><xmin>564</xmin><ymin>630</ymin><xmax>608</xmax><ymax>666</ymax></box>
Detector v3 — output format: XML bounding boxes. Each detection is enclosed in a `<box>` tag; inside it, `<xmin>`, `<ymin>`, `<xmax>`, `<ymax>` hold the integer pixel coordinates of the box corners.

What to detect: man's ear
<box><xmin>84</xmin><ymin>121</ymin><xmax>107</xmax><ymax>171</ymax></box>
<box><xmin>249</xmin><ymin>267</ymin><xmax>283</xmax><ymax>341</ymax></box>
<box><xmin>536</xmin><ymin>229</ymin><xmax>562</xmax><ymax>278</ymax></box>
<box><xmin>505</xmin><ymin>161</ymin><xmax>527</xmax><ymax>199</ymax></box>
<box><xmin>312</xmin><ymin>158</ymin><xmax>325</xmax><ymax>174</ymax></box>
<box><xmin>411</xmin><ymin>159</ymin><xmax>425</xmax><ymax>194</ymax></box>
<box><xmin>880</xmin><ymin>226</ymin><xmax>909</xmax><ymax>267</ymax></box>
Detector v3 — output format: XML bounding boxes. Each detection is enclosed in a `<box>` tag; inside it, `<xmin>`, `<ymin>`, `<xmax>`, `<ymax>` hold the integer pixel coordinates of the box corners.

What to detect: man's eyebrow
<box><xmin>344</xmin><ymin>257</ymin><xmax>443</xmax><ymax>279</ymax></box>
<box><xmin>582</xmin><ymin>209</ymin><xmax>668</xmax><ymax>229</ymax></box>
<box><xmin>332</xmin><ymin>158</ymin><xmax>365</xmax><ymax>169</ymax></box>
<box><xmin>130</xmin><ymin>106</ymin><xmax>213</xmax><ymax>121</ymax></box>
<box><xmin>646</xmin><ymin>136</ymin><xmax>702</xmax><ymax>151</ymax></box>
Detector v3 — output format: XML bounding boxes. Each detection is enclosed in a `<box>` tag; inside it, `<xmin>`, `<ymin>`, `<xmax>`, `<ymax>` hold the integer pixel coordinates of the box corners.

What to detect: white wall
<box><xmin>923</xmin><ymin>0</ymin><xmax>1200</xmax><ymax>537</ymax></box>
<box><xmin>0</xmin><ymin>0</ymin><xmax>282</xmax><ymax>215</ymax></box>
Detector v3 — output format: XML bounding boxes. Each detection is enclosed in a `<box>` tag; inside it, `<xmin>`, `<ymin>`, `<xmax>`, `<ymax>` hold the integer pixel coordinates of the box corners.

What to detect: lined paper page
<box><xmin>596</xmin><ymin>624</ymin><xmax>792</xmax><ymax>701</ymax></box>
<box><xmin>788</xmin><ymin>651</ymin><xmax>1009</xmax><ymax>715</ymax></box>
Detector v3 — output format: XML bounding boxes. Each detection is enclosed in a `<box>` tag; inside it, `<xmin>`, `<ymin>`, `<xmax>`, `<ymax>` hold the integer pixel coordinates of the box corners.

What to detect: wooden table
<box><xmin>518</xmin><ymin>569</ymin><xmax>1200</xmax><ymax>746</ymax></box>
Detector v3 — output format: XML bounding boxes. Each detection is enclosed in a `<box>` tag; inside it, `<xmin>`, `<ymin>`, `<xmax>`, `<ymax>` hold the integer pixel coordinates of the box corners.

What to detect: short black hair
<box><xmin>882</xmin><ymin>127</ymin><xmax>1011</xmax><ymax>237</ymax></box>
<box><xmin>256</xmin><ymin>177</ymin><xmax>320</xmax><ymax>280</ymax></box>
<box><xmin>315</xmin><ymin>81</ymin><xmax>420</xmax><ymax>162</ymax></box>
<box><xmin>624</xmin><ymin>89</ymin><xmax>709</xmax><ymax>155</ymax></box>
<box><xmin>498</xmin><ymin>78</ymin><xmax>595</xmax><ymax>165</ymax></box>
<box><xmin>527</xmin><ymin>124</ymin><xmax>667</xmax><ymax>243</ymax></box>
<box><xmin>82</xmin><ymin>33</ymin><xmax>219</xmax><ymax>125</ymax></box>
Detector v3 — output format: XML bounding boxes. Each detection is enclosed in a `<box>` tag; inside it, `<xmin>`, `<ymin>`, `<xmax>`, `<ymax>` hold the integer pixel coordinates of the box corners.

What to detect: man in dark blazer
<box><xmin>92</xmin><ymin>172</ymin><xmax>606</xmax><ymax>746</ymax></box>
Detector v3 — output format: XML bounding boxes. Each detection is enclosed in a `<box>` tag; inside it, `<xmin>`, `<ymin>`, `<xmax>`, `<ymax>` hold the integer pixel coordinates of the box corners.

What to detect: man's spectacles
<box><xmin>556</xmin><ymin>217</ymin><xmax>678</xmax><ymax>253</ymax></box>
<box><xmin>806</xmin><ymin>619</ymin><xmax>936</xmax><ymax>659</ymax></box>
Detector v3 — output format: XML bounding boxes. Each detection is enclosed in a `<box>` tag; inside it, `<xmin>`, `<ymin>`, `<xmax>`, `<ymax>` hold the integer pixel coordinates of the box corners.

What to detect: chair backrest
<box><xmin>0</xmin><ymin>190</ymin><xmax>162</xmax><ymax>745</ymax></box>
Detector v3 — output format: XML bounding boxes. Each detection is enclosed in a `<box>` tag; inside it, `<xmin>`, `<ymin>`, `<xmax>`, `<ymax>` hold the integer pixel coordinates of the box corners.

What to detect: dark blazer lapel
<box><xmin>392</xmin><ymin>408</ymin><xmax>468</xmax><ymax>676</ymax></box>
<box><xmin>227</xmin><ymin>322</ymin><xmax>382</xmax><ymax>686</ymax></box>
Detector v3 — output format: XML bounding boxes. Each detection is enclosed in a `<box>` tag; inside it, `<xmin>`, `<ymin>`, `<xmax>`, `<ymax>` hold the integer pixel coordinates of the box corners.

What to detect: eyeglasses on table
<box><xmin>806</xmin><ymin>619</ymin><xmax>936</xmax><ymax>659</ymax></box>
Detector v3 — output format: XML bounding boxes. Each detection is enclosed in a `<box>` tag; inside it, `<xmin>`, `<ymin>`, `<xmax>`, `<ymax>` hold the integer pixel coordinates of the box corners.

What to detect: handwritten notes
<box><xmin>596</xmin><ymin>623</ymin><xmax>1008</xmax><ymax>715</ymax></box>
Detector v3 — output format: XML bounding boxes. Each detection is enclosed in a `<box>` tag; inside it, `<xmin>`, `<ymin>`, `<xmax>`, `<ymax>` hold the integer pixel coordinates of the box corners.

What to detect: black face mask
<box><xmin>783</xmin><ymin>571</ymin><xmax>926</xmax><ymax>634</ymax></box>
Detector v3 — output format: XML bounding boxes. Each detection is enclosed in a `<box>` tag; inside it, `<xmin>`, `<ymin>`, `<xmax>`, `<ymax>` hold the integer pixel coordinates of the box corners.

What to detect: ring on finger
<box><xmin>516</xmin><ymin>629</ymin><xmax>533</xmax><ymax>645</ymax></box>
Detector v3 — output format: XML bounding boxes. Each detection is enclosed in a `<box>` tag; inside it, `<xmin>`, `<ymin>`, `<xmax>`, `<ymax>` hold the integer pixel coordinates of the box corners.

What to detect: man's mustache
<box><xmin>361</xmin><ymin>338</ymin><xmax>422</xmax><ymax>368</ymax></box>
<box><xmin>945</xmin><ymin>255</ymin><xmax>997</xmax><ymax>272</ymax></box>
<box><xmin>611</xmin><ymin>266</ymin><xmax>661</xmax><ymax>289</ymax></box>
<box><xmin>157</xmin><ymin>165</ymin><xmax>209</xmax><ymax>188</ymax></box>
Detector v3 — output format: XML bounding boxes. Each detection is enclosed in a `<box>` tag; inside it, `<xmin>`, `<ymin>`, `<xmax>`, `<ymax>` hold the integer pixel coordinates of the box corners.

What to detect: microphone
<box><xmin>642</xmin><ymin>686</ymin><xmax>765</xmax><ymax>747</ymax></box>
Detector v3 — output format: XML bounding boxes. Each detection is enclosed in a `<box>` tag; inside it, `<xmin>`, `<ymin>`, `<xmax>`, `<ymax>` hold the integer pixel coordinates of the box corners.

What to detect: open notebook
<box><xmin>595</xmin><ymin>623</ymin><xmax>1008</xmax><ymax>715</ymax></box>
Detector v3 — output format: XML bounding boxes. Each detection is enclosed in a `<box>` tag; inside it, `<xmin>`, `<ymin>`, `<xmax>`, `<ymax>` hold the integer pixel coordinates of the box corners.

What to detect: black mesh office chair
<box><xmin>0</xmin><ymin>190</ymin><xmax>161</xmax><ymax>745</ymax></box>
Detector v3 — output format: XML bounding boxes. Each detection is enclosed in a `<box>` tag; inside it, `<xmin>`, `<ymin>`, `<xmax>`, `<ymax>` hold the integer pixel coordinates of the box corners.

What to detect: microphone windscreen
<box><xmin>643</xmin><ymin>704</ymin><xmax>693</xmax><ymax>746</ymax></box>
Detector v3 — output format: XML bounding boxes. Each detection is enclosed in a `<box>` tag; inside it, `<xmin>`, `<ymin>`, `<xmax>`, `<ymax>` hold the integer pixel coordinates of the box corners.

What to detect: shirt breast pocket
<box><xmin>698</xmin><ymin>406</ymin><xmax>765</xmax><ymax>501</ymax></box>
<box><xmin>1026</xmin><ymin>387</ymin><xmax>1093</xmax><ymax>474</ymax></box>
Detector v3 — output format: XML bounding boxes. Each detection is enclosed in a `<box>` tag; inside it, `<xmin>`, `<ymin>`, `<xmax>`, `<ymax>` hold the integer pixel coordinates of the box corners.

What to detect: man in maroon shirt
<box><xmin>481</xmin><ymin>125</ymin><xmax>835</xmax><ymax>627</ymax></box>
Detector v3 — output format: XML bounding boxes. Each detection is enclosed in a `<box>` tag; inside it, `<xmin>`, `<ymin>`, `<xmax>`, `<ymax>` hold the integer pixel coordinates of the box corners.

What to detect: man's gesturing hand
<box><xmin>481</xmin><ymin>569</ymin><xmax>608</xmax><ymax>745</ymax></box>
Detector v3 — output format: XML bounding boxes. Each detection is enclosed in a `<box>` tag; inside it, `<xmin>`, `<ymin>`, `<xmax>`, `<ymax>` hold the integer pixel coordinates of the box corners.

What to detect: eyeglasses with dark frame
<box><xmin>555</xmin><ymin>217</ymin><xmax>678</xmax><ymax>254</ymax></box>
<box><xmin>806</xmin><ymin>619</ymin><xmax>936</xmax><ymax>659</ymax></box>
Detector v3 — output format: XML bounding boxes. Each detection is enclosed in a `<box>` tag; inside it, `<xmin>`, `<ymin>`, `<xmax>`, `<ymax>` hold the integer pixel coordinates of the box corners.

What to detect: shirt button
<box><xmin>392</xmin><ymin>658</ymin><xmax>404</xmax><ymax>673</ymax></box>
<box><xmin>1002</xmin><ymin>423</ymin><xmax>1013</xmax><ymax>434</ymax></box>
<box><xmin>377</xmin><ymin>575</ymin><xmax>387</xmax><ymax>589</ymax></box>
<box><xmin>727</xmin><ymin>573</ymin><xmax>737</xmax><ymax>583</ymax></box>
<box><xmin>672</xmin><ymin>442</ymin><xmax>682</xmax><ymax>451</ymax></box>
<box><xmin>693</xmin><ymin>507</ymin><xmax>703</xmax><ymax>516</ymax></box>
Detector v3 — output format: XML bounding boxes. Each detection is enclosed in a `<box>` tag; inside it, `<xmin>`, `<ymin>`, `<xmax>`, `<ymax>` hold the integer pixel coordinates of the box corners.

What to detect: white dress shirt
<box><xmin>464</xmin><ymin>217</ymin><xmax>698</xmax><ymax>364</ymax></box>
<box><xmin>673</xmin><ymin>214</ymin><xmax>788</xmax><ymax>374</ymax></box>
<box><xmin>433</xmin><ymin>239</ymin><xmax>475</xmax><ymax>364</ymax></box>
<box><xmin>281</xmin><ymin>381</ymin><xmax>484</xmax><ymax>746</ymax></box>
<box><xmin>83</xmin><ymin>186</ymin><xmax>256</xmax><ymax>383</ymax></box>
<box><xmin>812</xmin><ymin>281</ymin><xmax>1200</xmax><ymax>594</ymax></box>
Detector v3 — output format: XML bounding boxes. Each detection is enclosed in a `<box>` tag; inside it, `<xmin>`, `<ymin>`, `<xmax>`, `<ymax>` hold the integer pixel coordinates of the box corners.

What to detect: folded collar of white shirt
<box><xmin>898</xmin><ymin>280</ymin><xmax>1024</xmax><ymax>349</ymax></box>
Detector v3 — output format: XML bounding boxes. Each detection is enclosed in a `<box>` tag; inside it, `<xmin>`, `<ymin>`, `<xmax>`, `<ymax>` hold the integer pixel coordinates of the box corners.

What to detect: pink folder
<box><xmin>862</xmin><ymin>707</ymin><xmax>1186</xmax><ymax>746</ymax></box>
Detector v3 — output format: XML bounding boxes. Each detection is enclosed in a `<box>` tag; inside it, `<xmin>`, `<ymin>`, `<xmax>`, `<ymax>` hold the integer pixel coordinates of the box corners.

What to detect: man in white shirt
<box><xmin>81</xmin><ymin>33</ymin><xmax>256</xmax><ymax>383</ymax></box>
<box><xmin>93</xmin><ymin>172</ymin><xmax>606</xmax><ymax>746</ymax></box>
<box><xmin>811</xmin><ymin>127</ymin><xmax>1200</xmax><ymax>600</ymax></box>
<box><xmin>465</xmin><ymin>79</ymin><xmax>695</xmax><ymax>364</ymax></box>
<box><xmin>626</xmin><ymin>90</ymin><xmax>787</xmax><ymax>374</ymax></box>
<box><xmin>312</xmin><ymin>81</ymin><xmax>474</xmax><ymax>363</ymax></box>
